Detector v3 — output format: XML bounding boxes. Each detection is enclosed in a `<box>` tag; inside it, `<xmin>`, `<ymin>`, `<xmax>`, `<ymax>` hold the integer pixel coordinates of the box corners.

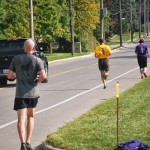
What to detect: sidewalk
<box><xmin>110</xmin><ymin>39</ymin><xmax>138</xmax><ymax>50</ymax></box>
<box><xmin>110</xmin><ymin>35</ymin><xmax>150</xmax><ymax>50</ymax></box>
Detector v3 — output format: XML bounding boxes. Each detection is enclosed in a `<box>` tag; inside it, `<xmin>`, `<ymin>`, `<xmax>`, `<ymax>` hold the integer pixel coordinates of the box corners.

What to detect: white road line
<box><xmin>0</xmin><ymin>66</ymin><xmax>143</xmax><ymax>130</ymax></box>
<box><xmin>0</xmin><ymin>120</ymin><xmax>17</xmax><ymax>129</ymax></box>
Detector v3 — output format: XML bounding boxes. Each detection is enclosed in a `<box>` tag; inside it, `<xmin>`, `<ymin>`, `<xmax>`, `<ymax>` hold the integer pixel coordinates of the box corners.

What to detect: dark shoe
<box><xmin>26</xmin><ymin>142</ymin><xmax>33</xmax><ymax>150</ymax></box>
<box><xmin>20</xmin><ymin>143</ymin><xmax>27</xmax><ymax>150</ymax></box>
<box><xmin>103</xmin><ymin>85</ymin><xmax>107</xmax><ymax>89</ymax></box>
<box><xmin>144</xmin><ymin>73</ymin><xmax>147</xmax><ymax>77</ymax></box>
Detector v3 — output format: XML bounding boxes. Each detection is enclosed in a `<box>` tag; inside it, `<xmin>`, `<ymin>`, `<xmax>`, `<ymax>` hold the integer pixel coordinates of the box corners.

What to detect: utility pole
<box><xmin>29</xmin><ymin>0</ymin><xmax>34</xmax><ymax>39</ymax></box>
<box><xmin>144</xmin><ymin>0</ymin><xmax>147</xmax><ymax>36</ymax></box>
<box><xmin>100</xmin><ymin>0</ymin><xmax>104</xmax><ymax>38</ymax></box>
<box><xmin>119</xmin><ymin>0</ymin><xmax>123</xmax><ymax>47</ymax></box>
<box><xmin>147</xmin><ymin>0</ymin><xmax>149</xmax><ymax>36</ymax></box>
<box><xmin>69</xmin><ymin>0</ymin><xmax>74</xmax><ymax>56</ymax></box>
<box><xmin>130</xmin><ymin>0</ymin><xmax>133</xmax><ymax>42</ymax></box>
<box><xmin>139</xmin><ymin>0</ymin><xmax>141</xmax><ymax>38</ymax></box>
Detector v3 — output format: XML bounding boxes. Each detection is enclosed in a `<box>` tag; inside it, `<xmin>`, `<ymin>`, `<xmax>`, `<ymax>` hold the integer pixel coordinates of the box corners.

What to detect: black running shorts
<box><xmin>14</xmin><ymin>97</ymin><xmax>39</xmax><ymax>111</ymax></box>
<box><xmin>137</xmin><ymin>56</ymin><xmax>147</xmax><ymax>68</ymax></box>
<box><xmin>98</xmin><ymin>58</ymin><xmax>109</xmax><ymax>71</ymax></box>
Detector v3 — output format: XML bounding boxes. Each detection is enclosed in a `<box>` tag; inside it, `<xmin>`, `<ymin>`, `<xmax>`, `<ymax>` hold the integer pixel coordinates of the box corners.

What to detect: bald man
<box><xmin>7</xmin><ymin>39</ymin><xmax>46</xmax><ymax>150</ymax></box>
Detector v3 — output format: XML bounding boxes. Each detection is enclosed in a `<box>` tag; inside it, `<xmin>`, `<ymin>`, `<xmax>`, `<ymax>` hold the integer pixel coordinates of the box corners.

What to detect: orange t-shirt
<box><xmin>95</xmin><ymin>44</ymin><xmax>111</xmax><ymax>59</ymax></box>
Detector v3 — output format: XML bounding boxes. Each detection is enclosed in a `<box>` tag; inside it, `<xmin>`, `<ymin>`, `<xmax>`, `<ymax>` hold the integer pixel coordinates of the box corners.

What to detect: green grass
<box><xmin>110</xmin><ymin>34</ymin><xmax>132</xmax><ymax>42</ymax></box>
<box><xmin>46</xmin><ymin>77</ymin><xmax>150</xmax><ymax>150</ymax></box>
<box><xmin>45</xmin><ymin>52</ymin><xmax>90</xmax><ymax>61</ymax></box>
<box><xmin>109</xmin><ymin>32</ymin><xmax>139</xmax><ymax>43</ymax></box>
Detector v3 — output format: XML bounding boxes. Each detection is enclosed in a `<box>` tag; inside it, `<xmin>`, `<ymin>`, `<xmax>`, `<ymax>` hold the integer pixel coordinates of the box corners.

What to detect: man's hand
<box><xmin>7</xmin><ymin>70</ymin><xmax>16</xmax><ymax>80</ymax></box>
<box><xmin>95</xmin><ymin>53</ymin><xmax>100</xmax><ymax>58</ymax></box>
<box><xmin>41</xmin><ymin>78</ymin><xmax>48</xmax><ymax>83</ymax></box>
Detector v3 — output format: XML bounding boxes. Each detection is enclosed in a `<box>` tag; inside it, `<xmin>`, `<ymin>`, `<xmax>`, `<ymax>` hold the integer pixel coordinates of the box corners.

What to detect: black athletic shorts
<box><xmin>14</xmin><ymin>97</ymin><xmax>39</xmax><ymax>111</ymax></box>
<box><xmin>137</xmin><ymin>56</ymin><xmax>147</xmax><ymax>68</ymax></box>
<box><xmin>98</xmin><ymin>58</ymin><xmax>109</xmax><ymax>71</ymax></box>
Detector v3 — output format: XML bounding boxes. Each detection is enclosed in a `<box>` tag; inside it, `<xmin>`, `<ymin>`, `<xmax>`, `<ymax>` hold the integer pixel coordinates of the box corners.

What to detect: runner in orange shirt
<box><xmin>95</xmin><ymin>38</ymin><xmax>111</xmax><ymax>89</ymax></box>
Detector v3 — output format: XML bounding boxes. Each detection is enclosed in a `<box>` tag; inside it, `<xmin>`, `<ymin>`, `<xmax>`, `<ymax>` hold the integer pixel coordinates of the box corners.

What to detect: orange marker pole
<box><xmin>116</xmin><ymin>81</ymin><xmax>119</xmax><ymax>147</ymax></box>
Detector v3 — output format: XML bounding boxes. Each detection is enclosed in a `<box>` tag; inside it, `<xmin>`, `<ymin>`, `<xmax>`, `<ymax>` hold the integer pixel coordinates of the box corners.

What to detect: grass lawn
<box><xmin>111</xmin><ymin>34</ymin><xmax>131</xmax><ymax>41</ymax></box>
<box><xmin>46</xmin><ymin>77</ymin><xmax>150</xmax><ymax>150</ymax></box>
<box><xmin>108</xmin><ymin>33</ymin><xmax>139</xmax><ymax>44</ymax></box>
<box><xmin>45</xmin><ymin>52</ymin><xmax>91</xmax><ymax>62</ymax></box>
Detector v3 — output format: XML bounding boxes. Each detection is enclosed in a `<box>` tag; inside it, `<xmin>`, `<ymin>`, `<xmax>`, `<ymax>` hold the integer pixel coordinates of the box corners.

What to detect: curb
<box><xmin>48</xmin><ymin>53</ymin><xmax>94</xmax><ymax>64</ymax></box>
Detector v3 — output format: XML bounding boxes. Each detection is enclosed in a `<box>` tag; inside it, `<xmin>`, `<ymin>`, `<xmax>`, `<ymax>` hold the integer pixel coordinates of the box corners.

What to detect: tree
<box><xmin>0</xmin><ymin>0</ymin><xmax>5</xmax><ymax>38</ymax></box>
<box><xmin>106</xmin><ymin>0</ymin><xmax>139</xmax><ymax>35</ymax></box>
<box><xmin>73</xmin><ymin>0</ymin><xmax>99</xmax><ymax>36</ymax></box>
<box><xmin>0</xmin><ymin>0</ymin><xmax>113</xmax><ymax>52</ymax></box>
<box><xmin>34</xmin><ymin>0</ymin><xmax>61</xmax><ymax>41</ymax></box>
<box><xmin>1</xmin><ymin>0</ymin><xmax>29</xmax><ymax>38</ymax></box>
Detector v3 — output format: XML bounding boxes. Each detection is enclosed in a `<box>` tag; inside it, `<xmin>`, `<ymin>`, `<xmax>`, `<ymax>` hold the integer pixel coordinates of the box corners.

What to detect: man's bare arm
<box><xmin>35</xmin><ymin>69</ymin><xmax>47</xmax><ymax>83</ymax></box>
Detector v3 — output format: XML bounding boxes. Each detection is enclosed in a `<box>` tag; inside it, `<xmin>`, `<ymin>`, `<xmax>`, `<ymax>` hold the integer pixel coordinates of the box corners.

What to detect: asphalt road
<box><xmin>0</xmin><ymin>40</ymin><xmax>150</xmax><ymax>150</ymax></box>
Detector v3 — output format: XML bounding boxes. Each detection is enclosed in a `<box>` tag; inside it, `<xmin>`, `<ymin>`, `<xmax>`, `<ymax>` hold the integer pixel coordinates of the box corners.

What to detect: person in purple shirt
<box><xmin>135</xmin><ymin>38</ymin><xmax>149</xmax><ymax>79</ymax></box>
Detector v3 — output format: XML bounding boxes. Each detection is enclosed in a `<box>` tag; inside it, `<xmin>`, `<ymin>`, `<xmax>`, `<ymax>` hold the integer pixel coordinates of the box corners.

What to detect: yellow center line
<box><xmin>48</xmin><ymin>63</ymin><xmax>97</xmax><ymax>78</ymax></box>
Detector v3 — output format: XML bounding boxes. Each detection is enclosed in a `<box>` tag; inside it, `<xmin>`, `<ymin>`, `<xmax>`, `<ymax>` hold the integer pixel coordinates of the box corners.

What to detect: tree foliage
<box><xmin>0</xmin><ymin>0</ymin><xmax>142</xmax><ymax>52</ymax></box>
<box><xmin>1</xmin><ymin>0</ymin><xmax>29</xmax><ymax>38</ymax></box>
<box><xmin>34</xmin><ymin>0</ymin><xmax>64</xmax><ymax>42</ymax></box>
<box><xmin>73</xmin><ymin>0</ymin><xmax>99</xmax><ymax>35</ymax></box>
<box><xmin>106</xmin><ymin>0</ymin><xmax>139</xmax><ymax>34</ymax></box>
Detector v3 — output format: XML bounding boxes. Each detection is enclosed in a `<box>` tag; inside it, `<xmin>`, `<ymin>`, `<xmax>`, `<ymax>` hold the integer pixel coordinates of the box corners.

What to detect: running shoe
<box><xmin>26</xmin><ymin>142</ymin><xmax>33</xmax><ymax>150</ymax></box>
<box><xmin>144</xmin><ymin>73</ymin><xmax>147</xmax><ymax>77</ymax></box>
<box><xmin>20</xmin><ymin>143</ymin><xmax>27</xmax><ymax>150</ymax></box>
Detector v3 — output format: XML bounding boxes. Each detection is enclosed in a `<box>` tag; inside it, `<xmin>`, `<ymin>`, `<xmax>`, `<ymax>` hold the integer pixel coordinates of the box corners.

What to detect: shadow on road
<box><xmin>34</xmin><ymin>142</ymin><xmax>65</xmax><ymax>150</ymax></box>
<box><xmin>110</xmin><ymin>55</ymin><xmax>136</xmax><ymax>59</ymax></box>
<box><xmin>0</xmin><ymin>83</ymin><xmax>16</xmax><ymax>88</ymax></box>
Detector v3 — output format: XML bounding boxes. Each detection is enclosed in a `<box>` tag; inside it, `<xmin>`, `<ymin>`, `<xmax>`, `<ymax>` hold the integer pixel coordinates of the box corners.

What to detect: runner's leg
<box><xmin>100</xmin><ymin>70</ymin><xmax>106</xmax><ymax>88</ymax></box>
<box><xmin>26</xmin><ymin>108</ymin><xmax>35</xmax><ymax>144</ymax></box>
<box><xmin>17</xmin><ymin>108</ymin><xmax>27</xmax><ymax>144</ymax></box>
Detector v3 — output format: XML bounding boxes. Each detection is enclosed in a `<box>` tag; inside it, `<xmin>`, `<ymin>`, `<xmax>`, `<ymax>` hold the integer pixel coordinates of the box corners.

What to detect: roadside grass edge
<box><xmin>46</xmin><ymin>76</ymin><xmax>150</xmax><ymax>150</ymax></box>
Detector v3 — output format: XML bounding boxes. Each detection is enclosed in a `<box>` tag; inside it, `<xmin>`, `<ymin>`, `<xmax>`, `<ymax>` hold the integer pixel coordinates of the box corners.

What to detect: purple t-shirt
<box><xmin>135</xmin><ymin>43</ymin><xmax>148</xmax><ymax>57</ymax></box>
